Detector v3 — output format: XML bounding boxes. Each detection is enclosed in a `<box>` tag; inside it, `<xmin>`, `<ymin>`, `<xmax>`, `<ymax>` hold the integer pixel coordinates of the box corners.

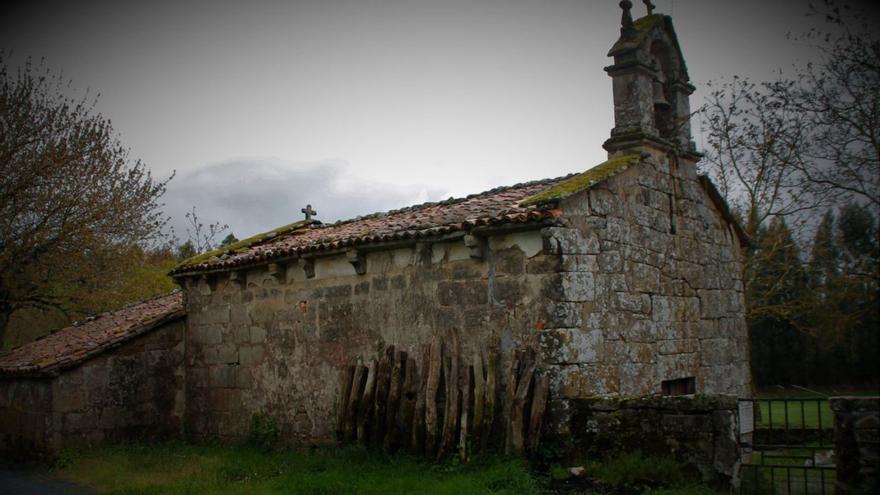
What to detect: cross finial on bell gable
<box><xmin>301</xmin><ymin>204</ymin><xmax>317</xmax><ymax>221</ymax></box>
<box><xmin>643</xmin><ymin>0</ymin><xmax>656</xmax><ymax>15</ymax></box>
<box><xmin>619</xmin><ymin>1</ymin><xmax>636</xmax><ymax>39</ymax></box>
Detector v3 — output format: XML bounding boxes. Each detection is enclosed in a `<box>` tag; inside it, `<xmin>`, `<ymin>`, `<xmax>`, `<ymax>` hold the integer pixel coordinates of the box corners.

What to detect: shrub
<box><xmin>249</xmin><ymin>412</ymin><xmax>279</xmax><ymax>451</ymax></box>
<box><xmin>588</xmin><ymin>451</ymin><xmax>691</xmax><ymax>489</ymax></box>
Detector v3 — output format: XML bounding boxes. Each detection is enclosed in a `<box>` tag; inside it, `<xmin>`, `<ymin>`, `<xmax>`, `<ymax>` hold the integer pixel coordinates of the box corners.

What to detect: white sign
<box><xmin>738</xmin><ymin>401</ymin><xmax>755</xmax><ymax>435</ymax></box>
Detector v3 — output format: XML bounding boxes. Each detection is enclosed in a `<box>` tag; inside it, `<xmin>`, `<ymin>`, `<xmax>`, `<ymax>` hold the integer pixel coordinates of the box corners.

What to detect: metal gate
<box><xmin>737</xmin><ymin>398</ymin><xmax>835</xmax><ymax>494</ymax></box>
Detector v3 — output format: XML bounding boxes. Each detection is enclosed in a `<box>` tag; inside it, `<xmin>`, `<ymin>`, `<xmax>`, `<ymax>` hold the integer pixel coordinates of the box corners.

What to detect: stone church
<box><xmin>0</xmin><ymin>2</ymin><xmax>750</xmax><ymax>461</ymax></box>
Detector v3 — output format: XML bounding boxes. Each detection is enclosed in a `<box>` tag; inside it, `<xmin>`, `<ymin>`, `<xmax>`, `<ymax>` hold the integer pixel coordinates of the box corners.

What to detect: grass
<box><xmin>740</xmin><ymin>464</ymin><xmax>836</xmax><ymax>495</ymax></box>
<box><xmin>740</xmin><ymin>388</ymin><xmax>873</xmax><ymax>495</ymax></box>
<box><xmin>754</xmin><ymin>398</ymin><xmax>833</xmax><ymax>429</ymax></box>
<box><xmin>55</xmin><ymin>443</ymin><xmax>731</xmax><ymax>495</ymax></box>
<box><xmin>585</xmin><ymin>452</ymin><xmax>692</xmax><ymax>488</ymax></box>
<box><xmin>545</xmin><ymin>452</ymin><xmax>723</xmax><ymax>495</ymax></box>
<box><xmin>752</xmin><ymin>386</ymin><xmax>878</xmax><ymax>429</ymax></box>
<box><xmin>56</xmin><ymin>443</ymin><xmax>542</xmax><ymax>495</ymax></box>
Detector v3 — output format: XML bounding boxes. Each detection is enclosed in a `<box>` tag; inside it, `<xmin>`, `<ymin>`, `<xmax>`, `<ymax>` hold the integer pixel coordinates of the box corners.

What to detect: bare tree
<box><xmin>701</xmin><ymin>1</ymin><xmax>879</xmax><ymax>232</ymax></box>
<box><xmin>775</xmin><ymin>0</ymin><xmax>880</xmax><ymax>211</ymax></box>
<box><xmin>0</xmin><ymin>55</ymin><xmax>171</xmax><ymax>345</ymax></box>
<box><xmin>700</xmin><ymin>77</ymin><xmax>822</xmax><ymax>238</ymax></box>
<box><xmin>183</xmin><ymin>206</ymin><xmax>229</xmax><ymax>254</ymax></box>
<box><xmin>699</xmin><ymin>0</ymin><xmax>880</xmax><ymax>335</ymax></box>
<box><xmin>699</xmin><ymin>1</ymin><xmax>880</xmax><ymax>386</ymax></box>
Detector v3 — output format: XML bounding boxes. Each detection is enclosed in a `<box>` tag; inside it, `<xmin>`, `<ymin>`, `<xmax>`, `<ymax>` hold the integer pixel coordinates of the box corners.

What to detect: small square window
<box><xmin>662</xmin><ymin>377</ymin><xmax>695</xmax><ymax>396</ymax></box>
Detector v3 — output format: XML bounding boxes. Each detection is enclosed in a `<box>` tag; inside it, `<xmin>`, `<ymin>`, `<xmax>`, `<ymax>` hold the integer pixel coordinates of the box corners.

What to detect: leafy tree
<box><xmin>0</xmin><ymin>55</ymin><xmax>171</xmax><ymax>345</ymax></box>
<box><xmin>808</xmin><ymin>210</ymin><xmax>839</xmax><ymax>290</ymax></box>
<box><xmin>176</xmin><ymin>240</ymin><xmax>197</xmax><ymax>261</ymax></box>
<box><xmin>748</xmin><ymin>217</ymin><xmax>811</xmax><ymax>385</ymax></box>
<box><xmin>220</xmin><ymin>233</ymin><xmax>239</xmax><ymax>247</ymax></box>
<box><xmin>833</xmin><ymin>204</ymin><xmax>879</xmax><ymax>384</ymax></box>
<box><xmin>3</xmin><ymin>246</ymin><xmax>178</xmax><ymax>349</ymax></box>
<box><xmin>803</xmin><ymin>205</ymin><xmax>879</xmax><ymax>385</ymax></box>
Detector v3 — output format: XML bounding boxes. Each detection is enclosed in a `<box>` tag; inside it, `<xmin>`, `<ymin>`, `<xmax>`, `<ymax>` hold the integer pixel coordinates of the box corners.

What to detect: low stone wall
<box><xmin>831</xmin><ymin>396</ymin><xmax>879</xmax><ymax>494</ymax></box>
<box><xmin>50</xmin><ymin>319</ymin><xmax>186</xmax><ymax>451</ymax></box>
<box><xmin>558</xmin><ymin>395</ymin><xmax>740</xmax><ymax>486</ymax></box>
<box><xmin>0</xmin><ymin>318</ymin><xmax>185</xmax><ymax>459</ymax></box>
<box><xmin>0</xmin><ymin>378</ymin><xmax>53</xmax><ymax>457</ymax></box>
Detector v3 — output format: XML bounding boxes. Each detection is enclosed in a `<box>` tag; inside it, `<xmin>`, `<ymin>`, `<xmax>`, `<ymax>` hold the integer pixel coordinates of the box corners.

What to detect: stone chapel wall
<box><xmin>0</xmin><ymin>377</ymin><xmax>53</xmax><ymax>457</ymax></box>
<box><xmin>183</xmin><ymin>231</ymin><xmax>555</xmax><ymax>445</ymax></box>
<box><xmin>541</xmin><ymin>151</ymin><xmax>751</xmax><ymax>438</ymax></box>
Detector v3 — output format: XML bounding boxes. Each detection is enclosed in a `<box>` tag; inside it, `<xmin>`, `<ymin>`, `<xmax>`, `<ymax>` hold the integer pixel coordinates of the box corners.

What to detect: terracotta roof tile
<box><xmin>170</xmin><ymin>174</ymin><xmax>577</xmax><ymax>276</ymax></box>
<box><xmin>0</xmin><ymin>292</ymin><xmax>184</xmax><ymax>377</ymax></box>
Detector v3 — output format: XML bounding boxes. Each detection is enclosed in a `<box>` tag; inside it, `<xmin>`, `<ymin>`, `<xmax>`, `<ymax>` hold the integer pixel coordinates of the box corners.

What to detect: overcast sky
<box><xmin>3</xmin><ymin>0</ymin><xmax>874</xmax><ymax>240</ymax></box>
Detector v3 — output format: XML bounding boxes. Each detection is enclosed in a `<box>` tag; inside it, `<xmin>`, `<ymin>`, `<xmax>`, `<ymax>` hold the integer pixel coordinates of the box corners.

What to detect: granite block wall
<box><xmin>182</xmin><ymin>154</ymin><xmax>750</xmax><ymax>449</ymax></box>
<box><xmin>0</xmin><ymin>318</ymin><xmax>185</xmax><ymax>458</ymax></box>
<box><xmin>566</xmin><ymin>395</ymin><xmax>740</xmax><ymax>485</ymax></box>
<box><xmin>50</xmin><ymin>319</ymin><xmax>186</xmax><ymax>450</ymax></box>
<box><xmin>832</xmin><ymin>396</ymin><xmax>880</xmax><ymax>494</ymax></box>
<box><xmin>182</xmin><ymin>231</ymin><xmax>553</xmax><ymax>445</ymax></box>
<box><xmin>0</xmin><ymin>378</ymin><xmax>53</xmax><ymax>457</ymax></box>
<box><xmin>541</xmin><ymin>151</ymin><xmax>750</xmax><ymax>436</ymax></box>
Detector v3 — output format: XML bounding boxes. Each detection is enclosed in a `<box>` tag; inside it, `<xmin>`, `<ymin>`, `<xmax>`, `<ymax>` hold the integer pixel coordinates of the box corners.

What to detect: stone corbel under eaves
<box><xmin>463</xmin><ymin>233</ymin><xmax>485</xmax><ymax>259</ymax></box>
<box><xmin>346</xmin><ymin>249</ymin><xmax>366</xmax><ymax>275</ymax></box>
<box><xmin>267</xmin><ymin>262</ymin><xmax>286</xmax><ymax>282</ymax></box>
<box><xmin>229</xmin><ymin>270</ymin><xmax>246</xmax><ymax>287</ymax></box>
<box><xmin>300</xmin><ymin>258</ymin><xmax>316</xmax><ymax>279</ymax></box>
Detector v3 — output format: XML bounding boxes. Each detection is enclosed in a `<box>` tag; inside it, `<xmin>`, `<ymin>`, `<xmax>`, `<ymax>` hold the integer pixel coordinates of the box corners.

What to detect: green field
<box><xmin>755</xmin><ymin>399</ymin><xmax>833</xmax><ymax>429</ymax></box>
<box><xmin>753</xmin><ymin>388</ymin><xmax>878</xmax><ymax>429</ymax></box>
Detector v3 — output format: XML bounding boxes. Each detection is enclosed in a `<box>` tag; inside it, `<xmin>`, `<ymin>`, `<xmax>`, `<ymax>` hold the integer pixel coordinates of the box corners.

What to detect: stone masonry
<box><xmin>0</xmin><ymin>318</ymin><xmax>185</xmax><ymax>457</ymax></box>
<box><xmin>183</xmin><ymin>232</ymin><xmax>551</xmax><ymax>444</ymax></box>
<box><xmin>831</xmin><ymin>396</ymin><xmax>880</xmax><ymax>493</ymax></box>
<box><xmin>178</xmin><ymin>8</ymin><xmax>751</xmax><ymax>453</ymax></box>
<box><xmin>567</xmin><ymin>395</ymin><xmax>740</xmax><ymax>485</ymax></box>
<box><xmin>0</xmin><ymin>6</ymin><xmax>752</xmax><ymax>471</ymax></box>
<box><xmin>541</xmin><ymin>149</ymin><xmax>750</xmax><ymax>436</ymax></box>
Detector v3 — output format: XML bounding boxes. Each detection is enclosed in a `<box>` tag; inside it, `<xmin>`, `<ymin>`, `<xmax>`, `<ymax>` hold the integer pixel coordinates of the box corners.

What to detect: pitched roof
<box><xmin>520</xmin><ymin>154</ymin><xmax>641</xmax><ymax>206</ymax></box>
<box><xmin>169</xmin><ymin>173</ymin><xmax>582</xmax><ymax>276</ymax></box>
<box><xmin>697</xmin><ymin>175</ymin><xmax>751</xmax><ymax>247</ymax></box>
<box><xmin>0</xmin><ymin>292</ymin><xmax>184</xmax><ymax>377</ymax></box>
<box><xmin>169</xmin><ymin>152</ymin><xmax>746</xmax><ymax>276</ymax></box>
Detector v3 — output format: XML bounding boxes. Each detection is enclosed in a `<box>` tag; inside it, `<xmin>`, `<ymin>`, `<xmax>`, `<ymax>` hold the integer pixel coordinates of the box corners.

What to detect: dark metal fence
<box><xmin>737</xmin><ymin>398</ymin><xmax>835</xmax><ymax>494</ymax></box>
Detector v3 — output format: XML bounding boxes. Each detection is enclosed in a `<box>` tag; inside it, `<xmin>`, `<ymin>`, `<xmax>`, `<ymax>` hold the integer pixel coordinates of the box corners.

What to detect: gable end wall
<box><xmin>542</xmin><ymin>151</ymin><xmax>750</xmax><ymax>426</ymax></box>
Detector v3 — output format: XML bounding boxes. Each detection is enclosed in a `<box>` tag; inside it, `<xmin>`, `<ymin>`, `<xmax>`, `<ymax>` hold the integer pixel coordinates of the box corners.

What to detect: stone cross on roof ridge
<box><xmin>301</xmin><ymin>204</ymin><xmax>317</xmax><ymax>221</ymax></box>
<box><xmin>643</xmin><ymin>0</ymin><xmax>655</xmax><ymax>15</ymax></box>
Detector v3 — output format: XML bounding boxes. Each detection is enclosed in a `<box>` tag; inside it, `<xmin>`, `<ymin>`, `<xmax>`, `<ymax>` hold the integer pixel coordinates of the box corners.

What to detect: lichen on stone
<box><xmin>633</xmin><ymin>14</ymin><xmax>663</xmax><ymax>33</ymax></box>
<box><xmin>519</xmin><ymin>153</ymin><xmax>642</xmax><ymax>207</ymax></box>
<box><xmin>175</xmin><ymin>219</ymin><xmax>313</xmax><ymax>269</ymax></box>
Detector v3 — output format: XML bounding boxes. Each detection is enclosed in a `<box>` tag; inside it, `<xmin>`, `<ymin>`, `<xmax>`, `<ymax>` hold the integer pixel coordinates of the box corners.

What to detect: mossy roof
<box><xmin>169</xmin><ymin>154</ymin><xmax>652</xmax><ymax>277</ymax></box>
<box><xmin>168</xmin><ymin>175</ymin><xmax>576</xmax><ymax>276</ymax></box>
<box><xmin>175</xmin><ymin>220</ymin><xmax>313</xmax><ymax>271</ymax></box>
<box><xmin>519</xmin><ymin>153</ymin><xmax>642</xmax><ymax>207</ymax></box>
<box><xmin>0</xmin><ymin>292</ymin><xmax>184</xmax><ymax>377</ymax></box>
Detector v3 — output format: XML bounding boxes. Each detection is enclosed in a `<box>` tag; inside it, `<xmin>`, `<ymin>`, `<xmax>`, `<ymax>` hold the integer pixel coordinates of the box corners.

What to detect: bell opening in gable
<box><xmin>650</xmin><ymin>41</ymin><xmax>675</xmax><ymax>141</ymax></box>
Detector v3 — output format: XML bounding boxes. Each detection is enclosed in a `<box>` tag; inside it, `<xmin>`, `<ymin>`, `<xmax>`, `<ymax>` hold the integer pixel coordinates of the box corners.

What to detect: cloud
<box><xmin>162</xmin><ymin>157</ymin><xmax>447</xmax><ymax>242</ymax></box>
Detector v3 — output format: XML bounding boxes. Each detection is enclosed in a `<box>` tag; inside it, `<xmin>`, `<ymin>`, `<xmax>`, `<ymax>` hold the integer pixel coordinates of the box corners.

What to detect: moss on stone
<box><xmin>520</xmin><ymin>154</ymin><xmax>641</xmax><ymax>207</ymax></box>
<box><xmin>633</xmin><ymin>14</ymin><xmax>663</xmax><ymax>33</ymax></box>
<box><xmin>175</xmin><ymin>219</ymin><xmax>312</xmax><ymax>269</ymax></box>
